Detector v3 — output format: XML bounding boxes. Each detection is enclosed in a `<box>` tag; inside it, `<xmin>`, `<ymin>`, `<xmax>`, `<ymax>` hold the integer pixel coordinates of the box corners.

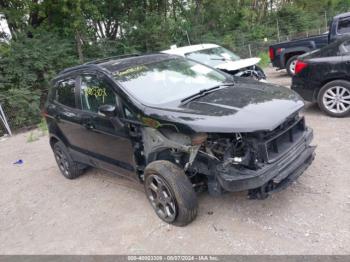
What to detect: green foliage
<box><xmin>0</xmin><ymin>31</ymin><xmax>77</xmax><ymax>130</ymax></box>
<box><xmin>258</xmin><ymin>52</ymin><xmax>270</xmax><ymax>68</ymax></box>
<box><xmin>0</xmin><ymin>88</ymin><xmax>41</xmax><ymax>129</ymax></box>
<box><xmin>0</xmin><ymin>31</ymin><xmax>77</xmax><ymax>93</ymax></box>
<box><xmin>0</xmin><ymin>0</ymin><xmax>348</xmax><ymax>132</ymax></box>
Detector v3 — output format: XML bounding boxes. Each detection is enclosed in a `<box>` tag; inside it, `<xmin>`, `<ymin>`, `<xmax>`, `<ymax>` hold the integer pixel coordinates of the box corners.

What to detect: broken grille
<box><xmin>260</xmin><ymin>117</ymin><xmax>306</xmax><ymax>163</ymax></box>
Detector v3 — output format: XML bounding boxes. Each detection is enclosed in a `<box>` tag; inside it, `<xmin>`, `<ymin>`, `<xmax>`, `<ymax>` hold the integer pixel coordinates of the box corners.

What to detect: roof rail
<box><xmin>58</xmin><ymin>63</ymin><xmax>100</xmax><ymax>75</ymax></box>
<box><xmin>84</xmin><ymin>53</ymin><xmax>141</xmax><ymax>65</ymax></box>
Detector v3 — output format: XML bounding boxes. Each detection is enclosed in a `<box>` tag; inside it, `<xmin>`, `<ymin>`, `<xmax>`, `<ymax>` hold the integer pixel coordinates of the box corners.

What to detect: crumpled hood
<box><xmin>144</xmin><ymin>78</ymin><xmax>304</xmax><ymax>133</ymax></box>
<box><xmin>215</xmin><ymin>57</ymin><xmax>261</xmax><ymax>71</ymax></box>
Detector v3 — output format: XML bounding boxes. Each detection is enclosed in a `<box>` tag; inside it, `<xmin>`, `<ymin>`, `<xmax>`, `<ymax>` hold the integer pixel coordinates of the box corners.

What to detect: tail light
<box><xmin>269</xmin><ymin>47</ymin><xmax>274</xmax><ymax>61</ymax></box>
<box><xmin>276</xmin><ymin>47</ymin><xmax>284</xmax><ymax>54</ymax></box>
<box><xmin>295</xmin><ymin>60</ymin><xmax>308</xmax><ymax>74</ymax></box>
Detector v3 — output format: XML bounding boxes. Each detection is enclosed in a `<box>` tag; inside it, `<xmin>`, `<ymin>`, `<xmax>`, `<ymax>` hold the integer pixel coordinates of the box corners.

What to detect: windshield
<box><xmin>185</xmin><ymin>47</ymin><xmax>241</xmax><ymax>67</ymax></box>
<box><xmin>113</xmin><ymin>58</ymin><xmax>228</xmax><ymax>105</ymax></box>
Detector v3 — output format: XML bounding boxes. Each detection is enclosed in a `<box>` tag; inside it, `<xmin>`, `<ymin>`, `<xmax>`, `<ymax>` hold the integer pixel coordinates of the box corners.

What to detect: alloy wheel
<box><xmin>55</xmin><ymin>148</ymin><xmax>70</xmax><ymax>176</ymax></box>
<box><xmin>323</xmin><ymin>86</ymin><xmax>350</xmax><ymax>114</ymax></box>
<box><xmin>289</xmin><ymin>59</ymin><xmax>297</xmax><ymax>75</ymax></box>
<box><xmin>145</xmin><ymin>174</ymin><xmax>177</xmax><ymax>223</ymax></box>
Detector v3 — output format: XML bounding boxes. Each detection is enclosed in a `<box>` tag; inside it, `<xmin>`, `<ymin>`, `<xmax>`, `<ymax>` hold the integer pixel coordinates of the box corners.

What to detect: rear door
<box><xmin>74</xmin><ymin>71</ymin><xmax>137</xmax><ymax>179</ymax></box>
<box><xmin>339</xmin><ymin>40</ymin><xmax>350</xmax><ymax>76</ymax></box>
<box><xmin>48</xmin><ymin>76</ymin><xmax>84</xmax><ymax>149</ymax></box>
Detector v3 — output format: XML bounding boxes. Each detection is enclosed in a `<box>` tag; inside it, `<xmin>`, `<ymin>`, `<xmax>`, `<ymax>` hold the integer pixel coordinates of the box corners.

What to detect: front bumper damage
<box><xmin>214</xmin><ymin>128</ymin><xmax>315</xmax><ymax>194</ymax></box>
<box><xmin>141</xmin><ymin>115</ymin><xmax>315</xmax><ymax>198</ymax></box>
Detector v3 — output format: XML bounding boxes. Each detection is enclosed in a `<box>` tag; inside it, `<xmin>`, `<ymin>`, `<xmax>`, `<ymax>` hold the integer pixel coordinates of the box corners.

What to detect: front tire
<box><xmin>144</xmin><ymin>160</ymin><xmax>198</xmax><ymax>226</ymax></box>
<box><xmin>317</xmin><ymin>80</ymin><xmax>350</xmax><ymax>117</ymax></box>
<box><xmin>254</xmin><ymin>65</ymin><xmax>266</xmax><ymax>80</ymax></box>
<box><xmin>286</xmin><ymin>55</ymin><xmax>299</xmax><ymax>76</ymax></box>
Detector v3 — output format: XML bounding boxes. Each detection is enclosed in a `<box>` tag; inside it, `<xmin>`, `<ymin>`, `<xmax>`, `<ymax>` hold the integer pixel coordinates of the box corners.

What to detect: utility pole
<box><xmin>276</xmin><ymin>19</ymin><xmax>280</xmax><ymax>42</ymax></box>
<box><xmin>185</xmin><ymin>30</ymin><xmax>191</xmax><ymax>45</ymax></box>
<box><xmin>248</xmin><ymin>44</ymin><xmax>252</xmax><ymax>58</ymax></box>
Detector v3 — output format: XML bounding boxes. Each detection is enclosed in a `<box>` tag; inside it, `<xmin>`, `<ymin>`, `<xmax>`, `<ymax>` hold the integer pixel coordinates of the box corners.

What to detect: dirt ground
<box><xmin>0</xmin><ymin>67</ymin><xmax>349</xmax><ymax>255</ymax></box>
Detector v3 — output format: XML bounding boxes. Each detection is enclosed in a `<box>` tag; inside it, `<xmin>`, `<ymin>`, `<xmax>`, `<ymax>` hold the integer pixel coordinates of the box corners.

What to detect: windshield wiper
<box><xmin>210</xmin><ymin>57</ymin><xmax>227</xmax><ymax>61</ymax></box>
<box><xmin>180</xmin><ymin>83</ymin><xmax>234</xmax><ymax>105</ymax></box>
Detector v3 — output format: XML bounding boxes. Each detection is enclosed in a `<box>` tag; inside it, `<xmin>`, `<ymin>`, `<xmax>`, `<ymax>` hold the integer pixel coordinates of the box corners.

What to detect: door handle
<box><xmin>83</xmin><ymin>121</ymin><xmax>95</xmax><ymax>130</ymax></box>
<box><xmin>82</xmin><ymin>117</ymin><xmax>95</xmax><ymax>130</ymax></box>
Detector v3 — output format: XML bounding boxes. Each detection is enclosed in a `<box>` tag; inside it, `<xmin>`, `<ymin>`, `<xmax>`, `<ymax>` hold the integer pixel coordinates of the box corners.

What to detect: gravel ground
<box><xmin>0</xmin><ymin>66</ymin><xmax>349</xmax><ymax>255</ymax></box>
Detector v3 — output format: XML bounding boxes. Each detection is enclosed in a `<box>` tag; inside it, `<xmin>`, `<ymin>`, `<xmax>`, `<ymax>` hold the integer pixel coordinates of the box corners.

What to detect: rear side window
<box><xmin>338</xmin><ymin>18</ymin><xmax>350</xmax><ymax>34</ymax></box>
<box><xmin>79</xmin><ymin>74</ymin><xmax>116</xmax><ymax>113</ymax></box>
<box><xmin>339</xmin><ymin>40</ymin><xmax>350</xmax><ymax>55</ymax></box>
<box><xmin>56</xmin><ymin>79</ymin><xmax>76</xmax><ymax>108</ymax></box>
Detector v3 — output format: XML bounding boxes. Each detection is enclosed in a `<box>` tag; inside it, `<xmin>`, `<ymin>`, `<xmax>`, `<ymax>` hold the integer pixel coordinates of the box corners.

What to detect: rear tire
<box><xmin>53</xmin><ymin>141</ymin><xmax>84</xmax><ymax>179</ymax></box>
<box><xmin>144</xmin><ymin>160</ymin><xmax>198</xmax><ymax>226</ymax></box>
<box><xmin>286</xmin><ymin>55</ymin><xmax>299</xmax><ymax>76</ymax></box>
<box><xmin>317</xmin><ymin>80</ymin><xmax>350</xmax><ymax>117</ymax></box>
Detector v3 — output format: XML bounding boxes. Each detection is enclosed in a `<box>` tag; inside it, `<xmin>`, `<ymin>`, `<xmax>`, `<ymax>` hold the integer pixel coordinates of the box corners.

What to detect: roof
<box><xmin>58</xmin><ymin>53</ymin><xmax>177</xmax><ymax>76</ymax></box>
<box><xmin>99</xmin><ymin>53</ymin><xmax>177</xmax><ymax>72</ymax></box>
<box><xmin>334</xmin><ymin>12</ymin><xmax>350</xmax><ymax>20</ymax></box>
<box><xmin>162</xmin><ymin>43</ymin><xmax>219</xmax><ymax>56</ymax></box>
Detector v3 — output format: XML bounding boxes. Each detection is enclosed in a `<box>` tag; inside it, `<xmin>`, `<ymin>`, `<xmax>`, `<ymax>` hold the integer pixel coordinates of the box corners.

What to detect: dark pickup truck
<box><xmin>269</xmin><ymin>12</ymin><xmax>350</xmax><ymax>76</ymax></box>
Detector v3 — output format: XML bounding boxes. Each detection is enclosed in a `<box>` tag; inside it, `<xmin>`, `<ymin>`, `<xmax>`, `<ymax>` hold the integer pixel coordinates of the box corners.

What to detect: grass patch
<box><xmin>27</xmin><ymin>118</ymin><xmax>47</xmax><ymax>143</ymax></box>
<box><xmin>27</xmin><ymin>131</ymin><xmax>39</xmax><ymax>143</ymax></box>
<box><xmin>37</xmin><ymin>118</ymin><xmax>48</xmax><ymax>136</ymax></box>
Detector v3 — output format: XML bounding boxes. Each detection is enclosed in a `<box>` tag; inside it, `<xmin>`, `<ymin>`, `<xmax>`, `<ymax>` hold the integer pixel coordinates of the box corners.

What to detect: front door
<box><xmin>75</xmin><ymin>72</ymin><xmax>136</xmax><ymax>179</ymax></box>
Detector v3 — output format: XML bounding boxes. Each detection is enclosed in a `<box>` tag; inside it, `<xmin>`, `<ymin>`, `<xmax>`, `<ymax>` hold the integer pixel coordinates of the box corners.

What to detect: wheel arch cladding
<box><xmin>49</xmin><ymin>136</ymin><xmax>59</xmax><ymax>149</ymax></box>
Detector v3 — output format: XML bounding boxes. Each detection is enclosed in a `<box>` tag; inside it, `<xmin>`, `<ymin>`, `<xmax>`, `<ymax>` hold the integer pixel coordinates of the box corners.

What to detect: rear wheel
<box><xmin>318</xmin><ymin>80</ymin><xmax>350</xmax><ymax>117</ymax></box>
<box><xmin>144</xmin><ymin>160</ymin><xmax>198</xmax><ymax>226</ymax></box>
<box><xmin>53</xmin><ymin>141</ymin><xmax>85</xmax><ymax>179</ymax></box>
<box><xmin>286</xmin><ymin>55</ymin><xmax>299</xmax><ymax>76</ymax></box>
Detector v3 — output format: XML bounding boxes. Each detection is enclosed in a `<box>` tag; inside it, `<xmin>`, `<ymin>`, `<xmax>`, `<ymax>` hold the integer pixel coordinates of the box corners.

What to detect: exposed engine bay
<box><xmin>221</xmin><ymin>65</ymin><xmax>267</xmax><ymax>81</ymax></box>
<box><xmin>134</xmin><ymin>113</ymin><xmax>314</xmax><ymax>199</ymax></box>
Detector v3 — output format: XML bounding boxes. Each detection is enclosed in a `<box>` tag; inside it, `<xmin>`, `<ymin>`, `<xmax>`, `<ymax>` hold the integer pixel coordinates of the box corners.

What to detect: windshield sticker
<box><xmin>115</xmin><ymin>65</ymin><xmax>148</xmax><ymax>78</ymax></box>
<box><xmin>84</xmin><ymin>87</ymin><xmax>107</xmax><ymax>98</ymax></box>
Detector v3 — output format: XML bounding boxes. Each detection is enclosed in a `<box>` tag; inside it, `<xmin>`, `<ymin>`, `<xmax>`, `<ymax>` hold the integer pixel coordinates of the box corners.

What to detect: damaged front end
<box><xmin>140</xmin><ymin>113</ymin><xmax>315</xmax><ymax>199</ymax></box>
<box><xmin>223</xmin><ymin>65</ymin><xmax>267</xmax><ymax>81</ymax></box>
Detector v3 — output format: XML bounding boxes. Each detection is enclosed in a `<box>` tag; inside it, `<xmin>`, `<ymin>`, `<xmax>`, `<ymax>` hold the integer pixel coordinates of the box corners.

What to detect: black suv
<box><xmin>45</xmin><ymin>54</ymin><xmax>315</xmax><ymax>226</ymax></box>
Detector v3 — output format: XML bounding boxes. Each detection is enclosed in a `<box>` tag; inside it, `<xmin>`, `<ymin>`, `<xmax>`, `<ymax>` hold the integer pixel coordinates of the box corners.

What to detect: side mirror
<box><xmin>98</xmin><ymin>104</ymin><xmax>116</xmax><ymax>117</ymax></box>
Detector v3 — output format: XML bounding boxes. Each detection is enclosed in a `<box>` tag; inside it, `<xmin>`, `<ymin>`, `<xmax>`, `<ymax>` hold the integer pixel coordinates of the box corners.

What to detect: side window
<box><xmin>79</xmin><ymin>74</ymin><xmax>117</xmax><ymax>113</ymax></box>
<box><xmin>339</xmin><ymin>40</ymin><xmax>350</xmax><ymax>55</ymax></box>
<box><xmin>338</xmin><ymin>18</ymin><xmax>350</xmax><ymax>34</ymax></box>
<box><xmin>56</xmin><ymin>78</ymin><xmax>76</xmax><ymax>108</ymax></box>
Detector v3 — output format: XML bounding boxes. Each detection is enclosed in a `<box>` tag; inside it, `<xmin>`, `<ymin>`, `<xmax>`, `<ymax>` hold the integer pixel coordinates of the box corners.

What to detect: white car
<box><xmin>162</xmin><ymin>43</ymin><xmax>266</xmax><ymax>81</ymax></box>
